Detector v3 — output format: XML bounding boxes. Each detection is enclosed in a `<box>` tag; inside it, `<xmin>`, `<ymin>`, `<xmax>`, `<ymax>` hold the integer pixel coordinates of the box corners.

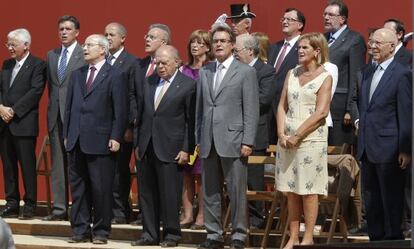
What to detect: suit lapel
<box><xmin>362</xmin><ymin>67</ymin><xmax>375</xmax><ymax>108</ymax></box>
<box><xmin>64</xmin><ymin>44</ymin><xmax>83</xmax><ymax>84</ymax></box>
<box><xmin>329</xmin><ymin>28</ymin><xmax>349</xmax><ymax>51</ymax></box>
<box><xmin>49</xmin><ymin>48</ymin><xmax>60</xmax><ymax>85</ymax></box>
<box><xmin>156</xmin><ymin>71</ymin><xmax>182</xmax><ymax>111</ymax></box>
<box><xmin>148</xmin><ymin>74</ymin><xmax>159</xmax><ymax>112</ymax></box>
<box><xmin>114</xmin><ymin>50</ymin><xmax>127</xmax><ymax>68</ymax></box>
<box><xmin>85</xmin><ymin>63</ymin><xmax>110</xmax><ymax>97</ymax></box>
<box><xmin>215</xmin><ymin>60</ymin><xmax>237</xmax><ymax>98</ymax></box>
<box><xmin>9</xmin><ymin>55</ymin><xmax>32</xmax><ymax>91</ymax></box>
<box><xmin>204</xmin><ymin>63</ymin><xmax>215</xmax><ymax>101</ymax></box>
<box><xmin>368</xmin><ymin>61</ymin><xmax>395</xmax><ymax>107</ymax></box>
<box><xmin>279</xmin><ymin>41</ymin><xmax>298</xmax><ymax>71</ymax></box>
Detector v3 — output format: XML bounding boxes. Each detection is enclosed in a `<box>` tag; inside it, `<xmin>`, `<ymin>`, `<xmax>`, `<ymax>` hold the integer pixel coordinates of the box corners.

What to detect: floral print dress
<box><xmin>275</xmin><ymin>67</ymin><xmax>329</xmax><ymax>196</ymax></box>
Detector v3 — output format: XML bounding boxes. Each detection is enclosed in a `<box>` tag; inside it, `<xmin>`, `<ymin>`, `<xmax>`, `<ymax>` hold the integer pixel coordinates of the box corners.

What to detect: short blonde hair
<box><xmin>298</xmin><ymin>32</ymin><xmax>329</xmax><ymax>65</ymax></box>
<box><xmin>251</xmin><ymin>32</ymin><xmax>270</xmax><ymax>63</ymax></box>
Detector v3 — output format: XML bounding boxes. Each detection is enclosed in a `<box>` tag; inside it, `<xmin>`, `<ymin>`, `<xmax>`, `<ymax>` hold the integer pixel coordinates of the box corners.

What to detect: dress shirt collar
<box><xmin>394</xmin><ymin>43</ymin><xmax>403</xmax><ymax>56</ymax></box>
<box><xmin>160</xmin><ymin>69</ymin><xmax>178</xmax><ymax>84</ymax></box>
<box><xmin>61</xmin><ymin>41</ymin><xmax>78</xmax><ymax>57</ymax></box>
<box><xmin>377</xmin><ymin>56</ymin><xmax>394</xmax><ymax>71</ymax></box>
<box><xmin>110</xmin><ymin>47</ymin><xmax>124</xmax><ymax>62</ymax></box>
<box><xmin>284</xmin><ymin>34</ymin><xmax>300</xmax><ymax>47</ymax></box>
<box><xmin>248</xmin><ymin>57</ymin><xmax>258</xmax><ymax>67</ymax></box>
<box><xmin>89</xmin><ymin>59</ymin><xmax>106</xmax><ymax>73</ymax></box>
<box><xmin>330</xmin><ymin>25</ymin><xmax>347</xmax><ymax>40</ymax></box>
<box><xmin>216</xmin><ymin>55</ymin><xmax>234</xmax><ymax>70</ymax></box>
<box><xmin>15</xmin><ymin>52</ymin><xmax>30</xmax><ymax>66</ymax></box>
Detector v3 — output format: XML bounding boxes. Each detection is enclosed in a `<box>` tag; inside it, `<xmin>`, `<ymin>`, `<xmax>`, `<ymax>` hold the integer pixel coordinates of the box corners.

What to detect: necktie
<box><xmin>274</xmin><ymin>42</ymin><xmax>288</xmax><ymax>73</ymax></box>
<box><xmin>369</xmin><ymin>65</ymin><xmax>383</xmax><ymax>102</ymax></box>
<box><xmin>86</xmin><ymin>66</ymin><xmax>96</xmax><ymax>91</ymax></box>
<box><xmin>107</xmin><ymin>54</ymin><xmax>115</xmax><ymax>65</ymax></box>
<box><xmin>10</xmin><ymin>62</ymin><xmax>21</xmax><ymax>87</ymax></box>
<box><xmin>328</xmin><ymin>36</ymin><xmax>336</xmax><ymax>46</ymax></box>
<box><xmin>146</xmin><ymin>59</ymin><xmax>156</xmax><ymax>77</ymax></box>
<box><xmin>154</xmin><ymin>79</ymin><xmax>168</xmax><ymax>110</ymax></box>
<box><xmin>58</xmin><ymin>48</ymin><xmax>68</xmax><ymax>82</ymax></box>
<box><xmin>214</xmin><ymin>63</ymin><xmax>224</xmax><ymax>94</ymax></box>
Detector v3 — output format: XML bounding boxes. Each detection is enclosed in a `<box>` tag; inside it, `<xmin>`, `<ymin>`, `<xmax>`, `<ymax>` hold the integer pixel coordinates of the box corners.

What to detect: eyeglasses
<box><xmin>81</xmin><ymin>43</ymin><xmax>100</xmax><ymax>49</ymax></box>
<box><xmin>368</xmin><ymin>40</ymin><xmax>392</xmax><ymax>47</ymax></box>
<box><xmin>4</xmin><ymin>42</ymin><xmax>21</xmax><ymax>49</ymax></box>
<box><xmin>144</xmin><ymin>34</ymin><xmax>160</xmax><ymax>41</ymax></box>
<box><xmin>190</xmin><ymin>40</ymin><xmax>205</xmax><ymax>47</ymax></box>
<box><xmin>323</xmin><ymin>12</ymin><xmax>341</xmax><ymax>18</ymax></box>
<box><xmin>212</xmin><ymin>39</ymin><xmax>231</xmax><ymax>44</ymax></box>
<box><xmin>233</xmin><ymin>47</ymin><xmax>247</xmax><ymax>54</ymax></box>
<box><xmin>280</xmin><ymin>17</ymin><xmax>298</xmax><ymax>23</ymax></box>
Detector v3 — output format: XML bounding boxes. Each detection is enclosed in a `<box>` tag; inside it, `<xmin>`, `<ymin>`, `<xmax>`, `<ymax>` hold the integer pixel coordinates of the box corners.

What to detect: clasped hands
<box><xmin>0</xmin><ymin>105</ymin><xmax>14</xmax><ymax>123</ymax></box>
<box><xmin>279</xmin><ymin>134</ymin><xmax>301</xmax><ymax>149</ymax></box>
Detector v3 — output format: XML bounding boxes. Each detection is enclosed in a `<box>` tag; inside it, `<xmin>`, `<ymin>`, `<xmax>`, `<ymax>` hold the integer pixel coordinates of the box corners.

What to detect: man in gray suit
<box><xmin>196</xmin><ymin>24</ymin><xmax>259</xmax><ymax>249</ymax></box>
<box><xmin>323</xmin><ymin>0</ymin><xmax>366</xmax><ymax>146</ymax></box>
<box><xmin>43</xmin><ymin>15</ymin><xmax>86</xmax><ymax>221</ymax></box>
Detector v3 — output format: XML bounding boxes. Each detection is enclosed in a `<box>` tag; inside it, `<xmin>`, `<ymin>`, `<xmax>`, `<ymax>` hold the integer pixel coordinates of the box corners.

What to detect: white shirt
<box><xmin>10</xmin><ymin>52</ymin><xmax>30</xmax><ymax>86</ymax></box>
<box><xmin>108</xmin><ymin>47</ymin><xmax>124</xmax><ymax>65</ymax></box>
<box><xmin>248</xmin><ymin>57</ymin><xmax>258</xmax><ymax>67</ymax></box>
<box><xmin>273</xmin><ymin>35</ymin><xmax>300</xmax><ymax>68</ymax></box>
<box><xmin>323</xmin><ymin>62</ymin><xmax>338</xmax><ymax>127</ymax></box>
<box><xmin>215</xmin><ymin>55</ymin><xmax>234</xmax><ymax>85</ymax></box>
<box><xmin>329</xmin><ymin>25</ymin><xmax>347</xmax><ymax>45</ymax></box>
<box><xmin>87</xmin><ymin>59</ymin><xmax>106</xmax><ymax>83</ymax></box>
<box><xmin>58</xmin><ymin>41</ymin><xmax>78</xmax><ymax>67</ymax></box>
<box><xmin>154</xmin><ymin>69</ymin><xmax>178</xmax><ymax>104</ymax></box>
<box><xmin>394</xmin><ymin>43</ymin><xmax>403</xmax><ymax>56</ymax></box>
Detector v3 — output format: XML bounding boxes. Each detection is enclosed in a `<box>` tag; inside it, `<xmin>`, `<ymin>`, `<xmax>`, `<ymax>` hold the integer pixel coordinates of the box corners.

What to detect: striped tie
<box><xmin>58</xmin><ymin>48</ymin><xmax>68</xmax><ymax>82</ymax></box>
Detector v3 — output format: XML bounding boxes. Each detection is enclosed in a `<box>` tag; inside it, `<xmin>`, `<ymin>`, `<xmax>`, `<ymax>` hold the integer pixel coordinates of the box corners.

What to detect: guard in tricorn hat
<box><xmin>227</xmin><ymin>3</ymin><xmax>256</xmax><ymax>35</ymax></box>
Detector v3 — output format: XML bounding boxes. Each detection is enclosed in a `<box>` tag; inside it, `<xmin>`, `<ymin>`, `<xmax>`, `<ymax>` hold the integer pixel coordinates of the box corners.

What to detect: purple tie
<box><xmin>274</xmin><ymin>42</ymin><xmax>288</xmax><ymax>73</ymax></box>
<box><xmin>86</xmin><ymin>66</ymin><xmax>96</xmax><ymax>90</ymax></box>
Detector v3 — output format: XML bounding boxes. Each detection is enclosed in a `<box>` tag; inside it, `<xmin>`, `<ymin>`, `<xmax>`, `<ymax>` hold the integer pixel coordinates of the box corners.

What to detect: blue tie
<box><xmin>58</xmin><ymin>48</ymin><xmax>68</xmax><ymax>82</ymax></box>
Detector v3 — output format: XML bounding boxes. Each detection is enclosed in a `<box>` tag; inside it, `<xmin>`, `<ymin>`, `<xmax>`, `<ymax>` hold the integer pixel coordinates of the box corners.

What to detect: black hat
<box><xmin>227</xmin><ymin>3</ymin><xmax>256</xmax><ymax>19</ymax></box>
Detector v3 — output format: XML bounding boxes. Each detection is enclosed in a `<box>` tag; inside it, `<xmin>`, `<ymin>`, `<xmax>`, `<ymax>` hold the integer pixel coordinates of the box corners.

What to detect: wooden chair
<box><xmin>36</xmin><ymin>135</ymin><xmax>52</xmax><ymax>213</ymax></box>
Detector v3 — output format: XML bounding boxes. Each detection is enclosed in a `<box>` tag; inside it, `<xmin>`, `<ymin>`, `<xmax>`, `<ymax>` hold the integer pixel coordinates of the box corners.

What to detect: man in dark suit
<box><xmin>131</xmin><ymin>45</ymin><xmax>195</xmax><ymax>247</ymax></box>
<box><xmin>0</xmin><ymin>28</ymin><xmax>46</xmax><ymax>219</ymax></box>
<box><xmin>196</xmin><ymin>25</ymin><xmax>259</xmax><ymax>249</ymax></box>
<box><xmin>357</xmin><ymin>28</ymin><xmax>412</xmax><ymax>241</ymax></box>
<box><xmin>43</xmin><ymin>15</ymin><xmax>86</xmax><ymax>221</ymax></box>
<box><xmin>267</xmin><ymin>8</ymin><xmax>305</xmax><ymax>144</ymax></box>
<box><xmin>384</xmin><ymin>18</ymin><xmax>412</xmax><ymax>67</ymax></box>
<box><xmin>234</xmin><ymin>33</ymin><xmax>276</xmax><ymax>228</ymax></box>
<box><xmin>64</xmin><ymin>34</ymin><xmax>128</xmax><ymax>244</ymax></box>
<box><xmin>130</xmin><ymin>23</ymin><xmax>171</xmax><ymax>225</ymax></box>
<box><xmin>104</xmin><ymin>22</ymin><xmax>138</xmax><ymax>225</ymax></box>
<box><xmin>323</xmin><ymin>0</ymin><xmax>366</xmax><ymax>146</ymax></box>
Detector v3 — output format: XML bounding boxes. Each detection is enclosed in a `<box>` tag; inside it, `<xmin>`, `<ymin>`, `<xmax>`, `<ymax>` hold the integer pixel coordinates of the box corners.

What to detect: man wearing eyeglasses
<box><xmin>267</xmin><ymin>8</ymin><xmax>305</xmax><ymax>145</ymax></box>
<box><xmin>357</xmin><ymin>28</ymin><xmax>411</xmax><ymax>241</ymax></box>
<box><xmin>196</xmin><ymin>24</ymin><xmax>259</xmax><ymax>249</ymax></box>
<box><xmin>0</xmin><ymin>28</ymin><xmax>46</xmax><ymax>220</ymax></box>
<box><xmin>63</xmin><ymin>34</ymin><xmax>128</xmax><ymax>244</ymax></box>
<box><xmin>44</xmin><ymin>15</ymin><xmax>86</xmax><ymax>222</ymax></box>
<box><xmin>104</xmin><ymin>22</ymin><xmax>138</xmax><ymax>225</ymax></box>
<box><xmin>323</xmin><ymin>0</ymin><xmax>366</xmax><ymax>146</ymax></box>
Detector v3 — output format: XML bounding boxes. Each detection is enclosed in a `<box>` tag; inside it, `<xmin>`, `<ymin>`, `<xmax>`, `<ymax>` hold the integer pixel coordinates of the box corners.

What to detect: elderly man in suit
<box><xmin>0</xmin><ymin>28</ymin><xmax>46</xmax><ymax>219</ymax></box>
<box><xmin>104</xmin><ymin>22</ymin><xmax>138</xmax><ymax>225</ymax></box>
<box><xmin>131</xmin><ymin>45</ymin><xmax>195</xmax><ymax>247</ymax></box>
<box><xmin>323</xmin><ymin>0</ymin><xmax>366</xmax><ymax>146</ymax></box>
<box><xmin>383</xmin><ymin>18</ymin><xmax>412</xmax><ymax>67</ymax></box>
<box><xmin>267</xmin><ymin>7</ymin><xmax>305</xmax><ymax>145</ymax></box>
<box><xmin>63</xmin><ymin>34</ymin><xmax>128</xmax><ymax>244</ymax></box>
<box><xmin>196</xmin><ymin>24</ymin><xmax>259</xmax><ymax>249</ymax></box>
<box><xmin>358</xmin><ymin>28</ymin><xmax>412</xmax><ymax>241</ymax></box>
<box><xmin>43</xmin><ymin>15</ymin><xmax>86</xmax><ymax>221</ymax></box>
<box><xmin>234</xmin><ymin>33</ymin><xmax>276</xmax><ymax>229</ymax></box>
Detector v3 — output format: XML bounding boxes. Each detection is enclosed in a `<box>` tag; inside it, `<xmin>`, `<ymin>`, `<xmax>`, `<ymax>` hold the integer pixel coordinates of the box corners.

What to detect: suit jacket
<box><xmin>0</xmin><ymin>54</ymin><xmax>46</xmax><ymax>136</ymax></box>
<box><xmin>267</xmin><ymin>40</ymin><xmax>299</xmax><ymax>110</ymax></box>
<box><xmin>326</xmin><ymin>27</ymin><xmax>366</xmax><ymax>121</ymax></box>
<box><xmin>136</xmin><ymin>71</ymin><xmax>196</xmax><ymax>163</ymax></box>
<box><xmin>357</xmin><ymin>60</ymin><xmax>412</xmax><ymax>164</ymax></box>
<box><xmin>252</xmin><ymin>59</ymin><xmax>276</xmax><ymax>150</ymax></box>
<box><xmin>63</xmin><ymin>63</ymin><xmax>128</xmax><ymax>155</ymax></box>
<box><xmin>131</xmin><ymin>55</ymin><xmax>152</xmax><ymax>124</ymax></box>
<box><xmin>46</xmin><ymin>43</ymin><xmax>85</xmax><ymax>132</ymax></box>
<box><xmin>394</xmin><ymin>46</ymin><xmax>412</xmax><ymax>68</ymax></box>
<box><xmin>196</xmin><ymin>59</ymin><xmax>259</xmax><ymax>158</ymax></box>
<box><xmin>111</xmin><ymin>49</ymin><xmax>138</xmax><ymax>124</ymax></box>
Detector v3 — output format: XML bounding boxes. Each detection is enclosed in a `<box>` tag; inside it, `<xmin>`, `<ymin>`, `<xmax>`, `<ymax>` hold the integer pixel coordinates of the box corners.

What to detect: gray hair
<box><xmin>149</xmin><ymin>23</ymin><xmax>171</xmax><ymax>44</ymax></box>
<box><xmin>238</xmin><ymin>33</ymin><xmax>259</xmax><ymax>56</ymax></box>
<box><xmin>88</xmin><ymin>34</ymin><xmax>110</xmax><ymax>56</ymax></box>
<box><xmin>106</xmin><ymin>22</ymin><xmax>127</xmax><ymax>36</ymax></box>
<box><xmin>245</xmin><ymin>18</ymin><xmax>252</xmax><ymax>31</ymax></box>
<box><xmin>7</xmin><ymin>28</ymin><xmax>31</xmax><ymax>46</ymax></box>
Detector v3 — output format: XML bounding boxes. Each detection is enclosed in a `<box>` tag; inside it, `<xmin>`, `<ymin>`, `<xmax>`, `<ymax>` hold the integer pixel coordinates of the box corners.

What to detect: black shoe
<box><xmin>231</xmin><ymin>239</ymin><xmax>245</xmax><ymax>249</ymax></box>
<box><xmin>42</xmin><ymin>213</ymin><xmax>68</xmax><ymax>221</ymax></box>
<box><xmin>68</xmin><ymin>234</ymin><xmax>91</xmax><ymax>243</ymax></box>
<box><xmin>93</xmin><ymin>236</ymin><xmax>108</xmax><ymax>244</ymax></box>
<box><xmin>131</xmin><ymin>237</ymin><xmax>158</xmax><ymax>246</ymax></box>
<box><xmin>19</xmin><ymin>206</ymin><xmax>35</xmax><ymax>220</ymax></box>
<box><xmin>0</xmin><ymin>206</ymin><xmax>19</xmax><ymax>218</ymax></box>
<box><xmin>198</xmin><ymin>239</ymin><xmax>224</xmax><ymax>249</ymax></box>
<box><xmin>160</xmin><ymin>239</ymin><xmax>178</xmax><ymax>247</ymax></box>
<box><xmin>111</xmin><ymin>217</ymin><xmax>127</xmax><ymax>224</ymax></box>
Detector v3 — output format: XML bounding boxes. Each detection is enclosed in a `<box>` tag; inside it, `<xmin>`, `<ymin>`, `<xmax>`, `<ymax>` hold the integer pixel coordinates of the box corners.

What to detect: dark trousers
<box><xmin>247</xmin><ymin>150</ymin><xmax>265</xmax><ymax>227</ymax></box>
<box><xmin>112</xmin><ymin>141</ymin><xmax>133</xmax><ymax>220</ymax></box>
<box><xmin>68</xmin><ymin>143</ymin><xmax>116</xmax><ymax>238</ymax></box>
<box><xmin>360</xmin><ymin>153</ymin><xmax>405</xmax><ymax>240</ymax></box>
<box><xmin>0</xmin><ymin>127</ymin><xmax>37</xmax><ymax>208</ymax></box>
<box><xmin>139</xmin><ymin>142</ymin><xmax>182</xmax><ymax>242</ymax></box>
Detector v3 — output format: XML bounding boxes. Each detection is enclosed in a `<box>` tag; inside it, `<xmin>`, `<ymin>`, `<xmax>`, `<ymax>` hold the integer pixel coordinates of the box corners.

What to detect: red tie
<box><xmin>86</xmin><ymin>66</ymin><xmax>96</xmax><ymax>90</ymax></box>
<box><xmin>274</xmin><ymin>42</ymin><xmax>289</xmax><ymax>73</ymax></box>
<box><xmin>146</xmin><ymin>59</ymin><xmax>156</xmax><ymax>77</ymax></box>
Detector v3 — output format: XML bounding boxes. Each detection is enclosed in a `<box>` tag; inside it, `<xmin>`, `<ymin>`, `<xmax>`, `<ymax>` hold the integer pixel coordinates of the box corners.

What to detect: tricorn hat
<box><xmin>227</xmin><ymin>3</ymin><xmax>256</xmax><ymax>19</ymax></box>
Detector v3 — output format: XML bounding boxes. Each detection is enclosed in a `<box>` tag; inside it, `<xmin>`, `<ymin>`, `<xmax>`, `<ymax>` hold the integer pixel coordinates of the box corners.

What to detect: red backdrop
<box><xmin>0</xmin><ymin>0</ymin><xmax>411</xmax><ymax>200</ymax></box>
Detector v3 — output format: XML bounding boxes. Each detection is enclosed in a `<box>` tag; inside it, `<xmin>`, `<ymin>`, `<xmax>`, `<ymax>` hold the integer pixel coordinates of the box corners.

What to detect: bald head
<box><xmin>371</xmin><ymin>28</ymin><xmax>397</xmax><ymax>63</ymax></box>
<box><xmin>155</xmin><ymin>45</ymin><xmax>181</xmax><ymax>80</ymax></box>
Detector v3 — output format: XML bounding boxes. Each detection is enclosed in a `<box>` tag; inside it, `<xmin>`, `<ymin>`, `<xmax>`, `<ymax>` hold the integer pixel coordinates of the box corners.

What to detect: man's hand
<box><xmin>123</xmin><ymin>128</ymin><xmax>133</xmax><ymax>143</ymax></box>
<box><xmin>0</xmin><ymin>105</ymin><xmax>14</xmax><ymax>123</ymax></box>
<box><xmin>108</xmin><ymin>139</ymin><xmax>120</xmax><ymax>152</ymax></box>
<box><xmin>134</xmin><ymin>147</ymin><xmax>140</xmax><ymax>160</ymax></box>
<box><xmin>343</xmin><ymin>112</ymin><xmax>351</xmax><ymax>125</ymax></box>
<box><xmin>398</xmin><ymin>153</ymin><xmax>411</xmax><ymax>169</ymax></box>
<box><xmin>175</xmin><ymin>151</ymin><xmax>189</xmax><ymax>165</ymax></box>
<box><xmin>240</xmin><ymin>145</ymin><xmax>253</xmax><ymax>157</ymax></box>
